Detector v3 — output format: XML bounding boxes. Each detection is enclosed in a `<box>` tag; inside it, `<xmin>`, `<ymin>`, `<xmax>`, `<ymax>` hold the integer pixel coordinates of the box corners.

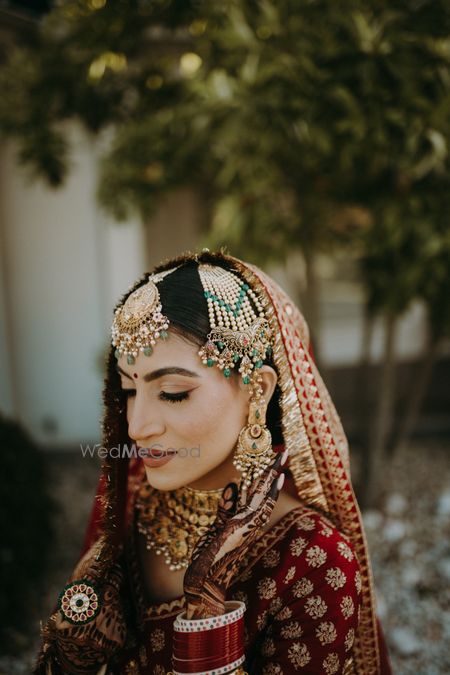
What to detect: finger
<box><xmin>249</xmin><ymin>473</ymin><xmax>285</xmax><ymax>511</ymax></box>
<box><xmin>243</xmin><ymin>447</ymin><xmax>288</xmax><ymax>505</ymax></box>
<box><xmin>269</xmin><ymin>471</ymin><xmax>285</xmax><ymax>499</ymax></box>
<box><xmin>216</xmin><ymin>482</ymin><xmax>239</xmax><ymax>526</ymax></box>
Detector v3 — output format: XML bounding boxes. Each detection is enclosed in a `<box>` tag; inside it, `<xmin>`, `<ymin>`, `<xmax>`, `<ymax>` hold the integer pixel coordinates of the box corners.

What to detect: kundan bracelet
<box><xmin>170</xmin><ymin>600</ymin><xmax>247</xmax><ymax>675</ymax></box>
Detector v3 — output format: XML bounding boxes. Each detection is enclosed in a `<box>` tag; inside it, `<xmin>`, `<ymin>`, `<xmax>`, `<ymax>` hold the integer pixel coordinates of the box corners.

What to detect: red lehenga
<box><xmin>35</xmin><ymin>251</ymin><xmax>393</xmax><ymax>675</ymax></box>
<box><xmin>76</xmin><ymin>452</ymin><xmax>392</xmax><ymax>675</ymax></box>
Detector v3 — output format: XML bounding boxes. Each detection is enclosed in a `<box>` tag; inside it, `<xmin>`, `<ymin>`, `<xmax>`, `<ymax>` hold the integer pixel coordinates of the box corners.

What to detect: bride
<box><xmin>35</xmin><ymin>249</ymin><xmax>392</xmax><ymax>674</ymax></box>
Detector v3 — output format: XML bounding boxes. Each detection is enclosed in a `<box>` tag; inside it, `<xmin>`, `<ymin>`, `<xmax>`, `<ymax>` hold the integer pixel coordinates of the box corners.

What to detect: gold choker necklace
<box><xmin>135</xmin><ymin>482</ymin><xmax>224</xmax><ymax>570</ymax></box>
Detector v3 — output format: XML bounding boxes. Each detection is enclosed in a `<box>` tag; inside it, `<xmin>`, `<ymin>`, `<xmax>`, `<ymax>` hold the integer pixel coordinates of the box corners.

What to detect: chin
<box><xmin>143</xmin><ymin>464</ymin><xmax>195</xmax><ymax>492</ymax></box>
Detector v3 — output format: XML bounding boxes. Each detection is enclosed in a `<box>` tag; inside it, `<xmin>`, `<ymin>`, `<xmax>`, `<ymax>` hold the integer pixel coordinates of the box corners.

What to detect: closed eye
<box><xmin>122</xmin><ymin>389</ymin><xmax>190</xmax><ymax>404</ymax></box>
<box><xmin>160</xmin><ymin>391</ymin><xmax>190</xmax><ymax>403</ymax></box>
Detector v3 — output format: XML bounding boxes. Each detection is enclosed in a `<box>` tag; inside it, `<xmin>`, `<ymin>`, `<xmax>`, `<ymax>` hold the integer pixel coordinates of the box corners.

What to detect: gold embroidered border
<box><xmin>231</xmin><ymin>259</ymin><xmax>326</xmax><ymax>512</ymax></box>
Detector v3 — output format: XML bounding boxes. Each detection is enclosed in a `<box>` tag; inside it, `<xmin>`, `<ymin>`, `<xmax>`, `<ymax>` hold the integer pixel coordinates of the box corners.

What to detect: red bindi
<box><xmin>133</xmin><ymin>373</ymin><xmax>138</xmax><ymax>379</ymax></box>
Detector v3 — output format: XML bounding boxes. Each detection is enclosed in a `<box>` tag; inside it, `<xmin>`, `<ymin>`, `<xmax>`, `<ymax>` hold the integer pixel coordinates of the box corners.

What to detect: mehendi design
<box><xmin>183</xmin><ymin>452</ymin><xmax>286</xmax><ymax>619</ymax></box>
<box><xmin>34</xmin><ymin>539</ymin><xmax>127</xmax><ymax>674</ymax></box>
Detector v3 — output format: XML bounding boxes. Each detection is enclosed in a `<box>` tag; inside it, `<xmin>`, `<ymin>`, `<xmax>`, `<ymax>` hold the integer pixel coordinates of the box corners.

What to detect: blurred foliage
<box><xmin>0</xmin><ymin>0</ymin><xmax>450</xmax><ymax>335</ymax></box>
<box><xmin>0</xmin><ymin>415</ymin><xmax>54</xmax><ymax>654</ymax></box>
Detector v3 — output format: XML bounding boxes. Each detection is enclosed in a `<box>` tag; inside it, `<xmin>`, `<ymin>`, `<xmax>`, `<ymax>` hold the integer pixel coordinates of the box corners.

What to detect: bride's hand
<box><xmin>183</xmin><ymin>449</ymin><xmax>288</xmax><ymax>619</ymax></box>
<box><xmin>38</xmin><ymin>539</ymin><xmax>127</xmax><ymax>674</ymax></box>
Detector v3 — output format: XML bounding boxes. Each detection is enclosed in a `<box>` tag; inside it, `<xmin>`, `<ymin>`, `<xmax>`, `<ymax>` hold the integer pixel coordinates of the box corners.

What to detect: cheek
<box><xmin>186</xmin><ymin>387</ymin><xmax>246</xmax><ymax>440</ymax></box>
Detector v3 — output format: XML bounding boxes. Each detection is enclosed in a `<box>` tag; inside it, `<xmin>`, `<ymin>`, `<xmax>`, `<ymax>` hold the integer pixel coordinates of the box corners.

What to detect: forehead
<box><xmin>117</xmin><ymin>333</ymin><xmax>201</xmax><ymax>377</ymax></box>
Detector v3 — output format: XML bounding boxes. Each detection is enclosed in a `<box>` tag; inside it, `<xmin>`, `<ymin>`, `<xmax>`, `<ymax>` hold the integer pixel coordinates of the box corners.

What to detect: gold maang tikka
<box><xmin>135</xmin><ymin>482</ymin><xmax>224</xmax><ymax>570</ymax></box>
<box><xmin>111</xmin><ymin>266</ymin><xmax>180</xmax><ymax>365</ymax></box>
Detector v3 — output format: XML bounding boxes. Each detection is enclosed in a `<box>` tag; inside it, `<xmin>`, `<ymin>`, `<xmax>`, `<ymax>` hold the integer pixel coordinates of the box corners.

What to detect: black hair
<box><xmin>156</xmin><ymin>259</ymin><xmax>210</xmax><ymax>347</ymax></box>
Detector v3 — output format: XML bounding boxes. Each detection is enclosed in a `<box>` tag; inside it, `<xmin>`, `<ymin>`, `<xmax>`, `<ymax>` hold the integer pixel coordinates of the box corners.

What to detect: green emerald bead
<box><xmin>223</xmin><ymin>368</ymin><xmax>231</xmax><ymax>378</ymax></box>
<box><xmin>255</xmin><ymin>409</ymin><xmax>260</xmax><ymax>419</ymax></box>
<box><xmin>252</xmin><ymin>348</ymin><xmax>258</xmax><ymax>356</ymax></box>
<box><xmin>218</xmin><ymin>341</ymin><xmax>224</xmax><ymax>349</ymax></box>
<box><xmin>160</xmin><ymin>330</ymin><xmax>169</xmax><ymax>340</ymax></box>
<box><xmin>251</xmin><ymin>442</ymin><xmax>258</xmax><ymax>450</ymax></box>
<box><xmin>255</xmin><ymin>360</ymin><xmax>263</xmax><ymax>368</ymax></box>
<box><xmin>143</xmin><ymin>346</ymin><xmax>153</xmax><ymax>356</ymax></box>
<box><xmin>207</xmin><ymin>358</ymin><xmax>215</xmax><ymax>367</ymax></box>
<box><xmin>233</xmin><ymin>353</ymin><xmax>240</xmax><ymax>362</ymax></box>
<box><xmin>127</xmin><ymin>354</ymin><xmax>135</xmax><ymax>365</ymax></box>
<box><xmin>242</xmin><ymin>283</ymin><xmax>249</xmax><ymax>290</ymax></box>
<box><xmin>266</xmin><ymin>345</ymin><xmax>272</xmax><ymax>355</ymax></box>
<box><xmin>243</xmin><ymin>376</ymin><xmax>250</xmax><ymax>384</ymax></box>
<box><xmin>114</xmin><ymin>349</ymin><xmax>120</xmax><ymax>359</ymax></box>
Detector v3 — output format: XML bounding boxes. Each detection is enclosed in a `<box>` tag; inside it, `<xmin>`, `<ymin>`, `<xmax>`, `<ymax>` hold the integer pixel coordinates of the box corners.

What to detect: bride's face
<box><xmin>117</xmin><ymin>333</ymin><xmax>277</xmax><ymax>491</ymax></box>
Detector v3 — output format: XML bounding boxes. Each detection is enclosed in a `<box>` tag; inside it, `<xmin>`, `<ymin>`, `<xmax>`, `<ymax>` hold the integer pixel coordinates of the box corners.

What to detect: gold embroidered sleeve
<box><xmin>33</xmin><ymin>539</ymin><xmax>127</xmax><ymax>675</ymax></box>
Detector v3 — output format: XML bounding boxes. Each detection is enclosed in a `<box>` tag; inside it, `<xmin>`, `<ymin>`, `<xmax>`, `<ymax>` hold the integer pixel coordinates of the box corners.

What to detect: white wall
<box><xmin>269</xmin><ymin>255</ymin><xmax>428</xmax><ymax>367</ymax></box>
<box><xmin>0</xmin><ymin>220</ymin><xmax>14</xmax><ymax>416</ymax></box>
<box><xmin>319</xmin><ymin>283</ymin><xmax>428</xmax><ymax>366</ymax></box>
<box><xmin>0</xmin><ymin>125</ymin><xmax>146</xmax><ymax>447</ymax></box>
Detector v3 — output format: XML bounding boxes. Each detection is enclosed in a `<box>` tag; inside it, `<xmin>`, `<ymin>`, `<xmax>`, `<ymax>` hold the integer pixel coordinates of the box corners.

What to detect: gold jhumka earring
<box><xmin>234</xmin><ymin>371</ymin><xmax>275</xmax><ymax>490</ymax></box>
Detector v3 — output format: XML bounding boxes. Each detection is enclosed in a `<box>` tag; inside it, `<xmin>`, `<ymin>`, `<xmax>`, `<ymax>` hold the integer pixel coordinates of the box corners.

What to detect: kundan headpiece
<box><xmin>197</xmin><ymin>264</ymin><xmax>273</xmax><ymax>383</ymax></box>
<box><xmin>111</xmin><ymin>267</ymin><xmax>180</xmax><ymax>364</ymax></box>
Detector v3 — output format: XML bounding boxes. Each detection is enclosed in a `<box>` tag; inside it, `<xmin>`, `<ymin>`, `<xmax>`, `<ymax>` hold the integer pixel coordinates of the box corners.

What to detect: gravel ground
<box><xmin>360</xmin><ymin>440</ymin><xmax>450</xmax><ymax>675</ymax></box>
<box><xmin>0</xmin><ymin>440</ymin><xmax>448</xmax><ymax>674</ymax></box>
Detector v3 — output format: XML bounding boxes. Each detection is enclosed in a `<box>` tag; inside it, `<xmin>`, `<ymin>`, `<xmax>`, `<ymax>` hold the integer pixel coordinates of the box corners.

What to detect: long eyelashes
<box><xmin>160</xmin><ymin>391</ymin><xmax>190</xmax><ymax>404</ymax></box>
<box><xmin>122</xmin><ymin>390</ymin><xmax>190</xmax><ymax>404</ymax></box>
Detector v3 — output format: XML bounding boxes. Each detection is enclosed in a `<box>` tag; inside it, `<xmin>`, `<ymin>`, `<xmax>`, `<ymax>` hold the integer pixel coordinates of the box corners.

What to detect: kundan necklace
<box><xmin>135</xmin><ymin>481</ymin><xmax>224</xmax><ymax>571</ymax></box>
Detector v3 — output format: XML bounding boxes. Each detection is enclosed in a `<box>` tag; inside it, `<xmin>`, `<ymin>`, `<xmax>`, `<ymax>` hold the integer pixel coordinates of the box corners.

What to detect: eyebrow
<box><xmin>115</xmin><ymin>364</ymin><xmax>201</xmax><ymax>382</ymax></box>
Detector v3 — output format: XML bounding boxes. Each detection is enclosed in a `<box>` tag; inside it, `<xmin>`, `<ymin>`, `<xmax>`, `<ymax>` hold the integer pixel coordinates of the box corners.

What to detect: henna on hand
<box><xmin>184</xmin><ymin>450</ymin><xmax>288</xmax><ymax>619</ymax></box>
<box><xmin>36</xmin><ymin>539</ymin><xmax>127</xmax><ymax>674</ymax></box>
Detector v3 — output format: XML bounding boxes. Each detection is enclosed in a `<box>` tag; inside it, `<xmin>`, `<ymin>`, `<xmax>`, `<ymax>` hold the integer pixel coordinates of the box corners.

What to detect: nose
<box><xmin>127</xmin><ymin>390</ymin><xmax>165</xmax><ymax>444</ymax></box>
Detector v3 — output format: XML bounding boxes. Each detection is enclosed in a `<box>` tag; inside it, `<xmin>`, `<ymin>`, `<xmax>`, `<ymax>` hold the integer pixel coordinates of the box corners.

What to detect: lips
<box><xmin>151</xmin><ymin>449</ymin><xmax>175</xmax><ymax>458</ymax></box>
<box><xmin>141</xmin><ymin>448</ymin><xmax>177</xmax><ymax>469</ymax></box>
<box><xmin>138</xmin><ymin>446</ymin><xmax>176</xmax><ymax>458</ymax></box>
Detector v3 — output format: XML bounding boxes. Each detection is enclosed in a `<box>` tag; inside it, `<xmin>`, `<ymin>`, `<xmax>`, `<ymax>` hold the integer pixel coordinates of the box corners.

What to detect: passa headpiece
<box><xmin>197</xmin><ymin>263</ymin><xmax>273</xmax><ymax>383</ymax></box>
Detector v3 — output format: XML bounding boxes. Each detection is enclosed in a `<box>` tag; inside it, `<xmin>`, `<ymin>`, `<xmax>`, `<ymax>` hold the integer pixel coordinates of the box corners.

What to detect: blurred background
<box><xmin>0</xmin><ymin>1</ymin><xmax>449</xmax><ymax>673</ymax></box>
